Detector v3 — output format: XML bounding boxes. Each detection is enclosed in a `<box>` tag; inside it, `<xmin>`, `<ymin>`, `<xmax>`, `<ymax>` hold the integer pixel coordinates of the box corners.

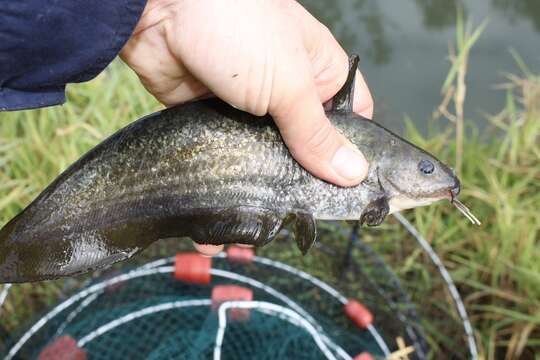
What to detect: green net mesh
<box><xmin>0</xmin><ymin>219</ymin><xmax>476</xmax><ymax>359</ymax></box>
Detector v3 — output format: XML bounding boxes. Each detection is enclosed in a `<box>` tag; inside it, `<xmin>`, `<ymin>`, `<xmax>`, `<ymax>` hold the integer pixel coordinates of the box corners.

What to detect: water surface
<box><xmin>302</xmin><ymin>0</ymin><xmax>540</xmax><ymax>133</ymax></box>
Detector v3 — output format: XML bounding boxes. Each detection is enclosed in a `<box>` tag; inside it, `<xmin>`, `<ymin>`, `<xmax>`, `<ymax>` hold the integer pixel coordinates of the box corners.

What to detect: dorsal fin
<box><xmin>331</xmin><ymin>55</ymin><xmax>360</xmax><ymax>113</ymax></box>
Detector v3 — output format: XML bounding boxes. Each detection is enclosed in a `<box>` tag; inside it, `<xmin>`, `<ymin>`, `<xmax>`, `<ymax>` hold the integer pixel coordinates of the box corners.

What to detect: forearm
<box><xmin>0</xmin><ymin>0</ymin><xmax>147</xmax><ymax>111</ymax></box>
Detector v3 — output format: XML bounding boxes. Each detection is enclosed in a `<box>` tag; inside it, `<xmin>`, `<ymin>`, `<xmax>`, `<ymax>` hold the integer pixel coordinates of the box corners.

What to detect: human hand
<box><xmin>121</xmin><ymin>0</ymin><xmax>374</xmax><ymax>256</ymax></box>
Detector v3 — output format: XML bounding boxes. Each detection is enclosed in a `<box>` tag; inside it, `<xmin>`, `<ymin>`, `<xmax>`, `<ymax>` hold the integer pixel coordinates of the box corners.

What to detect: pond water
<box><xmin>302</xmin><ymin>0</ymin><xmax>540</xmax><ymax>133</ymax></box>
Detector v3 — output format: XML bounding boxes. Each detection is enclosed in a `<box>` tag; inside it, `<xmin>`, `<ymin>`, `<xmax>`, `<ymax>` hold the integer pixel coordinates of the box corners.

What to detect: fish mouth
<box><xmin>381</xmin><ymin>174</ymin><xmax>459</xmax><ymax>214</ymax></box>
<box><xmin>379</xmin><ymin>170</ymin><xmax>481</xmax><ymax>225</ymax></box>
<box><xmin>381</xmin><ymin>174</ymin><xmax>452</xmax><ymax>202</ymax></box>
<box><xmin>382</xmin><ymin>176</ymin><xmax>448</xmax><ymax>214</ymax></box>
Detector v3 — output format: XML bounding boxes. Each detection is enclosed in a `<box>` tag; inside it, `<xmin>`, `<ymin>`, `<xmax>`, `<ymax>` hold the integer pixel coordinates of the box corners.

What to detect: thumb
<box><xmin>271</xmin><ymin>84</ymin><xmax>369</xmax><ymax>187</ymax></box>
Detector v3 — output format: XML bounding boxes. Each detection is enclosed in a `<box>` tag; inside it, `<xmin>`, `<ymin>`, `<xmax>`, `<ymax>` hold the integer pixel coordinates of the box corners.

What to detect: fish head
<box><xmin>330</xmin><ymin>54</ymin><xmax>479</xmax><ymax>223</ymax></box>
<box><xmin>330</xmin><ymin>54</ymin><xmax>458</xmax><ymax>212</ymax></box>
<box><xmin>376</xmin><ymin>140</ymin><xmax>460</xmax><ymax>213</ymax></box>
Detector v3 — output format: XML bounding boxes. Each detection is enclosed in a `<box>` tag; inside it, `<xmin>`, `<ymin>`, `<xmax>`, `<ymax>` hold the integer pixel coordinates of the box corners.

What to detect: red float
<box><xmin>354</xmin><ymin>352</ymin><xmax>375</xmax><ymax>360</ymax></box>
<box><xmin>38</xmin><ymin>335</ymin><xmax>86</xmax><ymax>360</ymax></box>
<box><xmin>174</xmin><ymin>253</ymin><xmax>211</xmax><ymax>284</ymax></box>
<box><xmin>226</xmin><ymin>246</ymin><xmax>254</xmax><ymax>263</ymax></box>
<box><xmin>212</xmin><ymin>285</ymin><xmax>253</xmax><ymax>321</ymax></box>
<box><xmin>344</xmin><ymin>299</ymin><xmax>373</xmax><ymax>329</ymax></box>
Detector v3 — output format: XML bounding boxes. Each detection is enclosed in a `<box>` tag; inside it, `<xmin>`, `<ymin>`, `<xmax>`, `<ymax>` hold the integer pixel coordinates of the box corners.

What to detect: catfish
<box><xmin>0</xmin><ymin>56</ymin><xmax>479</xmax><ymax>283</ymax></box>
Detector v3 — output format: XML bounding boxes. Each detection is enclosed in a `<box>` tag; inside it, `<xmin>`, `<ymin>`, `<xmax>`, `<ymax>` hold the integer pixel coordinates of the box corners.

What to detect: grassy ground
<box><xmin>0</xmin><ymin>59</ymin><xmax>538</xmax><ymax>359</ymax></box>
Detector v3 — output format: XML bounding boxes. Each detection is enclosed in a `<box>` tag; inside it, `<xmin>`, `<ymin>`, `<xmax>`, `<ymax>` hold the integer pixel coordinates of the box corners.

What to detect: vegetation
<box><xmin>417</xmin><ymin>11</ymin><xmax>539</xmax><ymax>358</ymax></box>
<box><xmin>406</xmin><ymin>71</ymin><xmax>539</xmax><ymax>359</ymax></box>
<box><xmin>0</xmin><ymin>27</ymin><xmax>538</xmax><ymax>360</ymax></box>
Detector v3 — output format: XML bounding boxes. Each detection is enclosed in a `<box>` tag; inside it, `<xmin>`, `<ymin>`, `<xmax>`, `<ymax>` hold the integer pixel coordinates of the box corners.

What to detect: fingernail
<box><xmin>331</xmin><ymin>145</ymin><xmax>368</xmax><ymax>180</ymax></box>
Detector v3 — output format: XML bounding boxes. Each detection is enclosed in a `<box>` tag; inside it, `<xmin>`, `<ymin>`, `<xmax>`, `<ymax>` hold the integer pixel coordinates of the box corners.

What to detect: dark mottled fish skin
<box><xmin>0</xmin><ymin>57</ymin><xmax>460</xmax><ymax>283</ymax></box>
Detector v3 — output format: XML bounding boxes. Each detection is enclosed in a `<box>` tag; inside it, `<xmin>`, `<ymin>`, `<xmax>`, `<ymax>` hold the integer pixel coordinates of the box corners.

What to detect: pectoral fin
<box><xmin>294</xmin><ymin>212</ymin><xmax>317</xmax><ymax>255</ymax></box>
<box><xmin>360</xmin><ymin>197</ymin><xmax>389</xmax><ymax>226</ymax></box>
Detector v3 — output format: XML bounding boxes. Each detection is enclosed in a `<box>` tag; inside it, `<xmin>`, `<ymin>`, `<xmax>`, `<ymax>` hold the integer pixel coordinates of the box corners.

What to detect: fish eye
<box><xmin>418</xmin><ymin>159</ymin><xmax>434</xmax><ymax>175</ymax></box>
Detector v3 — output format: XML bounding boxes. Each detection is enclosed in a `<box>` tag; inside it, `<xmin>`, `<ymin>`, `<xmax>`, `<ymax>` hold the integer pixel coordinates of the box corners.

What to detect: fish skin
<box><xmin>0</xmin><ymin>99</ymin><xmax>458</xmax><ymax>283</ymax></box>
<box><xmin>0</xmin><ymin>56</ymin><xmax>460</xmax><ymax>283</ymax></box>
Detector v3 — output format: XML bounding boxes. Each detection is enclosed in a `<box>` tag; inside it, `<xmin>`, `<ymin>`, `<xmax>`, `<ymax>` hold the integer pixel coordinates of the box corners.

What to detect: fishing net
<box><xmin>0</xmin><ymin>216</ymin><xmax>477</xmax><ymax>359</ymax></box>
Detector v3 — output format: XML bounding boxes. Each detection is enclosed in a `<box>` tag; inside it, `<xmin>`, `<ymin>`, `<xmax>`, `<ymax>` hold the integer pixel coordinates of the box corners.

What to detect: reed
<box><xmin>408</xmin><ymin>67</ymin><xmax>539</xmax><ymax>359</ymax></box>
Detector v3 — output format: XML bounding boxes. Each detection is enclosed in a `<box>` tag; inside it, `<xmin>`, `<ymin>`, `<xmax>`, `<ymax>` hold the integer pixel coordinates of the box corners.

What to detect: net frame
<box><xmin>2</xmin><ymin>254</ymin><xmax>392</xmax><ymax>360</ymax></box>
<box><xmin>0</xmin><ymin>215</ymin><xmax>479</xmax><ymax>359</ymax></box>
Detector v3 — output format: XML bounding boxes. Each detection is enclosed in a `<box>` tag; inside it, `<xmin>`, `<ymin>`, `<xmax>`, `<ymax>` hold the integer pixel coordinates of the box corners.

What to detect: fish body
<box><xmin>0</xmin><ymin>57</ymin><xmax>461</xmax><ymax>283</ymax></box>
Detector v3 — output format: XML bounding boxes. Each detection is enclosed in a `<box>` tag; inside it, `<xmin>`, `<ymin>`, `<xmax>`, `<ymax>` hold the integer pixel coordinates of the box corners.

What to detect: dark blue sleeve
<box><xmin>0</xmin><ymin>0</ymin><xmax>147</xmax><ymax>111</ymax></box>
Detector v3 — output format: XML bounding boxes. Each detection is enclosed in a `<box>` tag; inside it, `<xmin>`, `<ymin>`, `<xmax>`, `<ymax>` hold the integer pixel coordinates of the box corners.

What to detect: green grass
<box><xmin>0</xmin><ymin>60</ymin><xmax>538</xmax><ymax>359</ymax></box>
<box><xmin>405</xmin><ymin>72</ymin><xmax>540</xmax><ymax>358</ymax></box>
<box><xmin>0</xmin><ymin>65</ymin><xmax>161</xmax><ymax>222</ymax></box>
